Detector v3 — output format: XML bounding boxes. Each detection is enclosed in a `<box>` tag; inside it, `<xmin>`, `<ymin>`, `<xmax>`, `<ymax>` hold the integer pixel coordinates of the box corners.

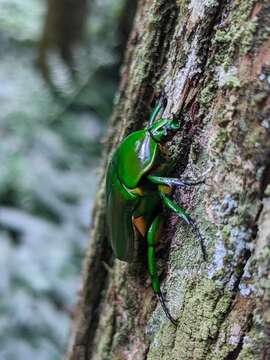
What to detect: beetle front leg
<box><xmin>148</xmin><ymin>175</ymin><xmax>204</xmax><ymax>188</ymax></box>
<box><xmin>149</xmin><ymin>104</ymin><xmax>162</xmax><ymax>125</ymax></box>
<box><xmin>147</xmin><ymin>215</ymin><xmax>177</xmax><ymax>326</ymax></box>
<box><xmin>159</xmin><ymin>191</ymin><xmax>207</xmax><ymax>260</ymax></box>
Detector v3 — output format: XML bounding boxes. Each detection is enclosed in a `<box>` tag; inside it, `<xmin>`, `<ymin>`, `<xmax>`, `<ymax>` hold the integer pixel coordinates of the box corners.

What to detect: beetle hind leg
<box><xmin>157</xmin><ymin>291</ymin><xmax>177</xmax><ymax>326</ymax></box>
<box><xmin>159</xmin><ymin>192</ymin><xmax>207</xmax><ymax>261</ymax></box>
<box><xmin>147</xmin><ymin>215</ymin><xmax>177</xmax><ymax>326</ymax></box>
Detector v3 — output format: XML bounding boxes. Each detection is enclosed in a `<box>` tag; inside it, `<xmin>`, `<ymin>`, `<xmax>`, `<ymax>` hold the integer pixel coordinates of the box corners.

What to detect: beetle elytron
<box><xmin>106</xmin><ymin>97</ymin><xmax>206</xmax><ymax>325</ymax></box>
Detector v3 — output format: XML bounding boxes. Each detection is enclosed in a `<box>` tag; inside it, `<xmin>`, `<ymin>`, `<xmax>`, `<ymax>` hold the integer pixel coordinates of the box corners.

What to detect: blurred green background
<box><xmin>0</xmin><ymin>0</ymin><xmax>136</xmax><ymax>359</ymax></box>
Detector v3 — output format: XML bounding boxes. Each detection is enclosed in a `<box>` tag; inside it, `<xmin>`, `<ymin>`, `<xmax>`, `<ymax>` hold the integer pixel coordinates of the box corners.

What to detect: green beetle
<box><xmin>106</xmin><ymin>100</ymin><xmax>205</xmax><ymax>325</ymax></box>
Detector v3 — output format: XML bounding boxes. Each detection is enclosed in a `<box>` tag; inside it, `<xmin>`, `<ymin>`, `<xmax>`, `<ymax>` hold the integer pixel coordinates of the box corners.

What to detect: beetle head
<box><xmin>147</xmin><ymin>117</ymin><xmax>179</xmax><ymax>143</ymax></box>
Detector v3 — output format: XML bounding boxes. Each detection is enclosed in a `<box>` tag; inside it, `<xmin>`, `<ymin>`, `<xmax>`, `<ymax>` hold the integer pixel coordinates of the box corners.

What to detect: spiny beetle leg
<box><xmin>186</xmin><ymin>217</ymin><xmax>207</xmax><ymax>261</ymax></box>
<box><xmin>147</xmin><ymin>215</ymin><xmax>177</xmax><ymax>325</ymax></box>
<box><xmin>148</xmin><ymin>175</ymin><xmax>205</xmax><ymax>188</ymax></box>
<box><xmin>178</xmin><ymin>178</ymin><xmax>205</xmax><ymax>186</ymax></box>
<box><xmin>159</xmin><ymin>192</ymin><xmax>207</xmax><ymax>261</ymax></box>
<box><xmin>157</xmin><ymin>292</ymin><xmax>178</xmax><ymax>326</ymax></box>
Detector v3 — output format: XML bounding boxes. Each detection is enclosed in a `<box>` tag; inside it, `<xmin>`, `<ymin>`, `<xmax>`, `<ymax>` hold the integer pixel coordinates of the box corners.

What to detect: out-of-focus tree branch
<box><xmin>36</xmin><ymin>0</ymin><xmax>88</xmax><ymax>88</ymax></box>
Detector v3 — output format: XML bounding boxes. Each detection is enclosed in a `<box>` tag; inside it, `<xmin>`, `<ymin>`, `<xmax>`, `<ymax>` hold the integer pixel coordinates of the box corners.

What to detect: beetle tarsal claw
<box><xmin>157</xmin><ymin>292</ymin><xmax>178</xmax><ymax>326</ymax></box>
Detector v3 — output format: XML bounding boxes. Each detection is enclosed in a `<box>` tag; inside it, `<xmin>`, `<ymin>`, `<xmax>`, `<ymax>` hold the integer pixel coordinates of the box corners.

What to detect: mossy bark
<box><xmin>66</xmin><ymin>1</ymin><xmax>270</xmax><ymax>359</ymax></box>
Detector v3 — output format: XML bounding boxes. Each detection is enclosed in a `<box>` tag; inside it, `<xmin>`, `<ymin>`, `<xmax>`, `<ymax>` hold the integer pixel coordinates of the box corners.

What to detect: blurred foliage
<box><xmin>0</xmin><ymin>0</ymin><xmax>136</xmax><ymax>359</ymax></box>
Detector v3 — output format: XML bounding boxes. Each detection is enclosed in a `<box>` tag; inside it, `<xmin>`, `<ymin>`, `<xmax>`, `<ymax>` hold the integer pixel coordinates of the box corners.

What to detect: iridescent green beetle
<box><xmin>106</xmin><ymin>99</ymin><xmax>205</xmax><ymax>324</ymax></box>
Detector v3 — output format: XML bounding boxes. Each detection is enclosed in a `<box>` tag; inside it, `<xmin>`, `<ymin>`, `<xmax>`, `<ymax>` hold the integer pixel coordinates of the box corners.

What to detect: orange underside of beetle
<box><xmin>132</xmin><ymin>216</ymin><xmax>146</xmax><ymax>237</ymax></box>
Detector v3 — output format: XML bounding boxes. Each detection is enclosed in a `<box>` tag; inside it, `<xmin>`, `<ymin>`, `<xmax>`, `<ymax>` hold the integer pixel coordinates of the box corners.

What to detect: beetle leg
<box><xmin>149</xmin><ymin>104</ymin><xmax>162</xmax><ymax>125</ymax></box>
<box><xmin>148</xmin><ymin>175</ymin><xmax>205</xmax><ymax>187</ymax></box>
<box><xmin>147</xmin><ymin>215</ymin><xmax>177</xmax><ymax>326</ymax></box>
<box><xmin>149</xmin><ymin>91</ymin><xmax>169</xmax><ymax>125</ymax></box>
<box><xmin>159</xmin><ymin>192</ymin><xmax>207</xmax><ymax>261</ymax></box>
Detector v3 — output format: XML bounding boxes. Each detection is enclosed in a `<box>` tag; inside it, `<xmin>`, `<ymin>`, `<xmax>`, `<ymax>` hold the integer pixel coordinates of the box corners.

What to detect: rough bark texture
<box><xmin>66</xmin><ymin>1</ymin><xmax>270</xmax><ymax>359</ymax></box>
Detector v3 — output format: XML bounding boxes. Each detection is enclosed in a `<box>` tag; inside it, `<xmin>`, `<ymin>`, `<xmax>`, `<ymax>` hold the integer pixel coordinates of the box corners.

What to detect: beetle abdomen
<box><xmin>106</xmin><ymin>160</ymin><xmax>139</xmax><ymax>261</ymax></box>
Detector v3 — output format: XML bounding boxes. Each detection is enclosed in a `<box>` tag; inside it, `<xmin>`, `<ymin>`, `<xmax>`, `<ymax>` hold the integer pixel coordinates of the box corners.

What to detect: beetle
<box><xmin>105</xmin><ymin>98</ymin><xmax>206</xmax><ymax>325</ymax></box>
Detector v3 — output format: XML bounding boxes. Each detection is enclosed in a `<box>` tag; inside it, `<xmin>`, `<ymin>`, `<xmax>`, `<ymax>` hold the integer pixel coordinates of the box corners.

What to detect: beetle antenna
<box><xmin>188</xmin><ymin>218</ymin><xmax>207</xmax><ymax>261</ymax></box>
<box><xmin>157</xmin><ymin>291</ymin><xmax>178</xmax><ymax>326</ymax></box>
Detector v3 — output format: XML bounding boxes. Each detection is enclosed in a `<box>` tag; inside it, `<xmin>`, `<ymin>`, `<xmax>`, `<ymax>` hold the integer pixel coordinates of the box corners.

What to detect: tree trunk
<box><xmin>66</xmin><ymin>1</ymin><xmax>270</xmax><ymax>359</ymax></box>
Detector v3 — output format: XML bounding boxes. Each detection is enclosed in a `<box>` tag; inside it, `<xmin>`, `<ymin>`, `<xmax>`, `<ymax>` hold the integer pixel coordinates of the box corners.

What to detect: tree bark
<box><xmin>66</xmin><ymin>1</ymin><xmax>270</xmax><ymax>359</ymax></box>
